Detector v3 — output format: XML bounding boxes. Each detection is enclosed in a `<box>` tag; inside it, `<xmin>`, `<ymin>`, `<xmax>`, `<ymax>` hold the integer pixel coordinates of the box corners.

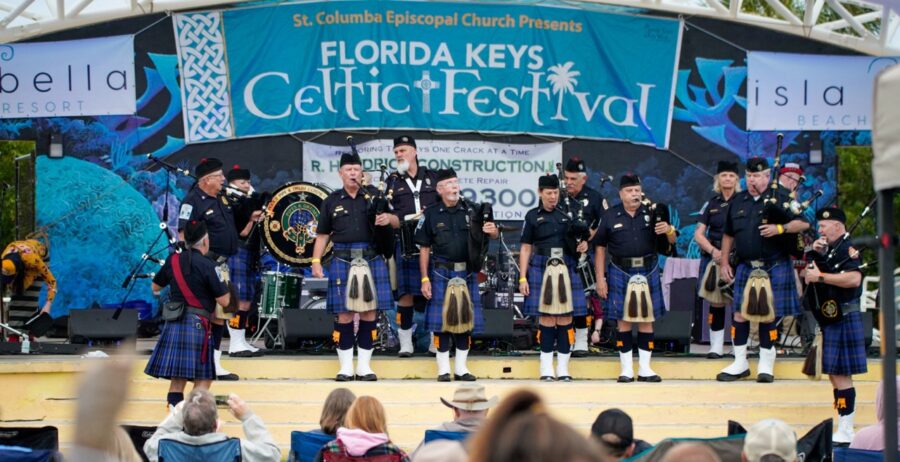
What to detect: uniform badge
<box><xmin>822</xmin><ymin>211</ymin><xmax>831</xmax><ymax>219</ymax></box>
<box><xmin>613</xmin><ymin>223</ymin><xmax>624</xmax><ymax>229</ymax></box>
<box><xmin>221</xmin><ymin>196</ymin><xmax>228</xmax><ymax>205</ymax></box>
<box><xmin>709</xmin><ymin>209</ymin><xmax>719</xmax><ymax>214</ymax></box>
<box><xmin>179</xmin><ymin>204</ymin><xmax>193</xmax><ymax>220</ymax></box>
<box><xmin>537</xmin><ymin>216</ymin><xmax>544</xmax><ymax>222</ymax></box>
<box><xmin>644</xmin><ymin>215</ymin><xmax>650</xmax><ymax>222</ymax></box>
<box><xmin>205</xmin><ymin>209</ymin><xmax>214</xmax><ymax>216</ymax></box>
<box><xmin>436</xmin><ymin>222</ymin><xmax>446</xmax><ymax>229</ymax></box>
<box><xmin>426</xmin><ymin>178</ymin><xmax>431</xmax><ymax>186</ymax></box>
<box><xmin>214</xmin><ymin>265</ymin><xmax>225</xmax><ymax>282</ymax></box>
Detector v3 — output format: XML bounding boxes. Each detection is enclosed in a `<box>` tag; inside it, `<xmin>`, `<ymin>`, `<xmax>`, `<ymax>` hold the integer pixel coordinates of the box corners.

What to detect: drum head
<box><xmin>262</xmin><ymin>182</ymin><xmax>332</xmax><ymax>267</ymax></box>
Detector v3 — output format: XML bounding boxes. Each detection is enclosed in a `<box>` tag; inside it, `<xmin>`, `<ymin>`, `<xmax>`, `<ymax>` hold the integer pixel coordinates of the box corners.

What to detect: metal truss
<box><xmin>1</xmin><ymin>0</ymin><xmax>897</xmax><ymax>55</ymax></box>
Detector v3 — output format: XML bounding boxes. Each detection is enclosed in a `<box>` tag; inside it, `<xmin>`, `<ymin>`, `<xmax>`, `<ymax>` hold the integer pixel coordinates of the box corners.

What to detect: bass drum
<box><xmin>262</xmin><ymin>182</ymin><xmax>332</xmax><ymax>267</ymax></box>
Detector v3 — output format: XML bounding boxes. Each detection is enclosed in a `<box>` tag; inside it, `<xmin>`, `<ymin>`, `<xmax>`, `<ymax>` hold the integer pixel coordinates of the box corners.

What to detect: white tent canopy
<box><xmin>1</xmin><ymin>0</ymin><xmax>899</xmax><ymax>56</ymax></box>
<box><xmin>873</xmin><ymin>63</ymin><xmax>900</xmax><ymax>192</ymax></box>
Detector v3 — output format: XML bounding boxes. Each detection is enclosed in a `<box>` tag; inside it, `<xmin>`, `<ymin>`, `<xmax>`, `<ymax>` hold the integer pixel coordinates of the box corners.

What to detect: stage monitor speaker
<box><xmin>0</xmin><ymin>425</ymin><xmax>58</xmax><ymax>450</ymax></box>
<box><xmin>282</xmin><ymin>308</ymin><xmax>333</xmax><ymax>340</ymax></box>
<box><xmin>68</xmin><ymin>308</ymin><xmax>138</xmax><ymax>343</ymax></box>
<box><xmin>473</xmin><ymin>309</ymin><xmax>514</xmax><ymax>339</ymax></box>
<box><xmin>646</xmin><ymin>310</ymin><xmax>693</xmax><ymax>353</ymax></box>
<box><xmin>669</xmin><ymin>278</ymin><xmax>697</xmax><ymax>311</ymax></box>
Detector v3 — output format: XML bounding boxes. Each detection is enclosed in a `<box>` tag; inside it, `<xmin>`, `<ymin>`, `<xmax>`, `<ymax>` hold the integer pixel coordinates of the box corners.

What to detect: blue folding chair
<box><xmin>290</xmin><ymin>430</ymin><xmax>334</xmax><ymax>462</ymax></box>
<box><xmin>423</xmin><ymin>430</ymin><xmax>468</xmax><ymax>443</ymax></box>
<box><xmin>0</xmin><ymin>445</ymin><xmax>60</xmax><ymax>462</ymax></box>
<box><xmin>158</xmin><ymin>437</ymin><xmax>241</xmax><ymax>462</ymax></box>
<box><xmin>833</xmin><ymin>446</ymin><xmax>896</xmax><ymax>462</ymax></box>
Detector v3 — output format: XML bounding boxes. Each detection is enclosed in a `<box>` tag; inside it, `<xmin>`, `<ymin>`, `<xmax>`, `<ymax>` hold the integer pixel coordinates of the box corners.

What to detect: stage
<box><xmin>0</xmin><ymin>349</ymin><xmax>884</xmax><ymax>456</ymax></box>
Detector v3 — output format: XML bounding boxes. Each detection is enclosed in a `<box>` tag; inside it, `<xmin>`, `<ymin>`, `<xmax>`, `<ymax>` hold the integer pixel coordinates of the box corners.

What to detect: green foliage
<box><xmin>836</xmin><ymin>146</ymin><xmax>900</xmax><ymax>272</ymax></box>
<box><xmin>0</xmin><ymin>141</ymin><xmax>35</xmax><ymax>248</ymax></box>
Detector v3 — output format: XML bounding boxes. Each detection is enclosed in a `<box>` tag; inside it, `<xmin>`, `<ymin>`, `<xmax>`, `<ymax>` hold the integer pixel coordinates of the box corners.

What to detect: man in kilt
<box><xmin>145</xmin><ymin>220</ymin><xmax>230</xmax><ymax>409</ymax></box>
<box><xmin>718</xmin><ymin>157</ymin><xmax>809</xmax><ymax>383</ymax></box>
<box><xmin>386</xmin><ymin>135</ymin><xmax>439</xmax><ymax>357</ymax></box>
<box><xmin>312</xmin><ymin>152</ymin><xmax>393</xmax><ymax>382</ymax></box>
<box><xmin>562</xmin><ymin>157</ymin><xmax>608</xmax><ymax>357</ymax></box>
<box><xmin>519</xmin><ymin>174</ymin><xmax>589</xmax><ymax>382</ymax></box>
<box><xmin>416</xmin><ymin>169</ymin><xmax>499</xmax><ymax>381</ymax></box>
<box><xmin>224</xmin><ymin>165</ymin><xmax>264</xmax><ymax>357</ymax></box>
<box><xmin>594</xmin><ymin>174</ymin><xmax>674</xmax><ymax>383</ymax></box>
<box><xmin>178</xmin><ymin>157</ymin><xmax>240</xmax><ymax>381</ymax></box>
<box><xmin>802</xmin><ymin>207</ymin><xmax>867</xmax><ymax>443</ymax></box>
<box><xmin>693</xmin><ymin>160</ymin><xmax>740</xmax><ymax>359</ymax></box>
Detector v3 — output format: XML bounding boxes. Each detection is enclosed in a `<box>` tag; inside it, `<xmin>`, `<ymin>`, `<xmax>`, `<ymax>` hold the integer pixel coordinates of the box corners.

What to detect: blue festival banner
<box><xmin>216</xmin><ymin>1</ymin><xmax>682</xmax><ymax>147</ymax></box>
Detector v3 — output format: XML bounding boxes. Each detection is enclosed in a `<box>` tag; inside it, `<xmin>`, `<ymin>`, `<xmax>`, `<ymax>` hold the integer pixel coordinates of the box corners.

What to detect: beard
<box><xmin>397</xmin><ymin>159</ymin><xmax>410</xmax><ymax>175</ymax></box>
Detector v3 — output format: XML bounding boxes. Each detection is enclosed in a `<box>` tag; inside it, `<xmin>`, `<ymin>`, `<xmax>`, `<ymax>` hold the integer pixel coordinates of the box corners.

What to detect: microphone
<box><xmin>147</xmin><ymin>154</ymin><xmax>193</xmax><ymax>177</ymax></box>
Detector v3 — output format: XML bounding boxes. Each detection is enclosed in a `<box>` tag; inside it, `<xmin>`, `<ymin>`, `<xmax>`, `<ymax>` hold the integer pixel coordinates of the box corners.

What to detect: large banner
<box><xmin>175</xmin><ymin>2</ymin><xmax>682</xmax><ymax>147</ymax></box>
<box><xmin>747</xmin><ymin>52</ymin><xmax>899</xmax><ymax>131</ymax></box>
<box><xmin>303</xmin><ymin>140</ymin><xmax>561</xmax><ymax>219</ymax></box>
<box><xmin>0</xmin><ymin>35</ymin><xmax>135</xmax><ymax>119</ymax></box>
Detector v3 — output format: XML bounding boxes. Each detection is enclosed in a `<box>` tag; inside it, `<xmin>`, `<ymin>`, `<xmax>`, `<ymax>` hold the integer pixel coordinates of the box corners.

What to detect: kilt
<box><xmin>327</xmin><ymin>242</ymin><xmax>392</xmax><ymax>314</ymax></box>
<box><xmin>605</xmin><ymin>262</ymin><xmax>666</xmax><ymax>321</ymax></box>
<box><xmin>227</xmin><ymin>246</ymin><xmax>258</xmax><ymax>302</ymax></box>
<box><xmin>822</xmin><ymin>310</ymin><xmax>868</xmax><ymax>376</ymax></box>
<box><xmin>733</xmin><ymin>258</ymin><xmax>801</xmax><ymax>317</ymax></box>
<box><xmin>698</xmin><ymin>254</ymin><xmax>712</xmax><ymax>296</ymax></box>
<box><xmin>5</xmin><ymin>280</ymin><xmax>43</xmax><ymax>329</ymax></box>
<box><xmin>522</xmin><ymin>254</ymin><xmax>588</xmax><ymax>317</ymax></box>
<box><xmin>424</xmin><ymin>264</ymin><xmax>484</xmax><ymax>334</ymax></box>
<box><xmin>144</xmin><ymin>313</ymin><xmax>215</xmax><ymax>380</ymax></box>
<box><xmin>395</xmin><ymin>241</ymin><xmax>423</xmax><ymax>298</ymax></box>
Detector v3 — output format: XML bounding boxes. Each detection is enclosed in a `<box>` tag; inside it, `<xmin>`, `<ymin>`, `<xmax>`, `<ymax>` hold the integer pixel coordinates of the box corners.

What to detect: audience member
<box><xmin>315</xmin><ymin>388</ymin><xmax>357</xmax><ymax>436</ymax></box>
<box><xmin>410</xmin><ymin>383</ymin><xmax>496</xmax><ymax>457</ymax></box>
<box><xmin>412</xmin><ymin>440</ymin><xmax>467</xmax><ymax>462</ymax></box>
<box><xmin>144</xmin><ymin>389</ymin><xmax>281</xmax><ymax>462</ymax></box>
<box><xmin>468</xmin><ymin>389</ymin><xmax>602</xmax><ymax>462</ymax></box>
<box><xmin>109</xmin><ymin>427</ymin><xmax>142</xmax><ymax>462</ymax></box>
<box><xmin>851</xmin><ymin>375</ymin><xmax>900</xmax><ymax>451</ymax></box>
<box><xmin>315</xmin><ymin>396</ymin><xmax>410</xmax><ymax>462</ymax></box>
<box><xmin>741</xmin><ymin>419</ymin><xmax>797</xmax><ymax>462</ymax></box>
<box><xmin>661</xmin><ymin>442</ymin><xmax>721</xmax><ymax>462</ymax></box>
<box><xmin>591</xmin><ymin>408</ymin><xmax>651</xmax><ymax>461</ymax></box>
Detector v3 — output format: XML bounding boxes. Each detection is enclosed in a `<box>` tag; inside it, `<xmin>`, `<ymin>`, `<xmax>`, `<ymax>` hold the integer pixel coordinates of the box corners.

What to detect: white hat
<box><xmin>743</xmin><ymin>419</ymin><xmax>797</xmax><ymax>462</ymax></box>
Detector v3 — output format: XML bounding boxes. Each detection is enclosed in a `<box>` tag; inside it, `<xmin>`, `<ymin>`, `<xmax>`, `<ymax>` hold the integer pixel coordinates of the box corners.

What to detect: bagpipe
<box><xmin>640</xmin><ymin>193</ymin><xmax>676</xmax><ymax>257</ymax></box>
<box><xmin>554</xmin><ymin>163</ymin><xmax>591</xmax><ymax>257</ymax></box>
<box><xmin>347</xmin><ymin>136</ymin><xmax>395</xmax><ymax>260</ymax></box>
<box><xmin>759</xmin><ymin>133</ymin><xmax>808</xmax><ymax>259</ymax></box>
<box><xmin>464</xmin><ymin>198</ymin><xmax>495</xmax><ymax>273</ymax></box>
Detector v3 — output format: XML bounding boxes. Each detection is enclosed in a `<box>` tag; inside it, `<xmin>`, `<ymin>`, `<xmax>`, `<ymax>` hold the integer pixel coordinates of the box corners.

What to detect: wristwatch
<box><xmin>818</xmin><ymin>275</ymin><xmax>825</xmax><ymax>284</ymax></box>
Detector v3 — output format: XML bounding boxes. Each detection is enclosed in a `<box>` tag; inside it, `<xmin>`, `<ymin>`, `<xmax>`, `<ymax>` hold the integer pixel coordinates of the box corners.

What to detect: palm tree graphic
<box><xmin>547</xmin><ymin>61</ymin><xmax>580</xmax><ymax>121</ymax></box>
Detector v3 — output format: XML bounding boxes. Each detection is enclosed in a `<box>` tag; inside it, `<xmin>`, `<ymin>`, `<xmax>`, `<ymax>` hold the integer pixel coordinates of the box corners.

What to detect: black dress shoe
<box><xmin>454</xmin><ymin>373</ymin><xmax>477</xmax><ymax>382</ymax></box>
<box><xmin>557</xmin><ymin>376</ymin><xmax>573</xmax><ymax>382</ymax></box>
<box><xmin>437</xmin><ymin>374</ymin><xmax>452</xmax><ymax>382</ymax></box>
<box><xmin>335</xmin><ymin>374</ymin><xmax>354</xmax><ymax>382</ymax></box>
<box><xmin>217</xmin><ymin>373</ymin><xmax>239</xmax><ymax>381</ymax></box>
<box><xmin>617</xmin><ymin>376</ymin><xmax>634</xmax><ymax>383</ymax></box>
<box><xmin>540</xmin><ymin>376</ymin><xmax>556</xmax><ymax>382</ymax></box>
<box><xmin>230</xmin><ymin>350</ymin><xmax>264</xmax><ymax>358</ymax></box>
<box><xmin>398</xmin><ymin>351</ymin><xmax>413</xmax><ymax>358</ymax></box>
<box><xmin>716</xmin><ymin>369</ymin><xmax>750</xmax><ymax>382</ymax></box>
<box><xmin>356</xmin><ymin>374</ymin><xmax>378</xmax><ymax>382</ymax></box>
<box><xmin>637</xmin><ymin>375</ymin><xmax>662</xmax><ymax>383</ymax></box>
<box><xmin>571</xmin><ymin>350</ymin><xmax>589</xmax><ymax>358</ymax></box>
<box><xmin>757</xmin><ymin>373</ymin><xmax>774</xmax><ymax>383</ymax></box>
<box><xmin>706</xmin><ymin>352</ymin><xmax>723</xmax><ymax>359</ymax></box>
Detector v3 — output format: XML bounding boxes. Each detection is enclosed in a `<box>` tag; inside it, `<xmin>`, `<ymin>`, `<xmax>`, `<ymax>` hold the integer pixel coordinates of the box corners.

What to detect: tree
<box><xmin>0</xmin><ymin>141</ymin><xmax>35</xmax><ymax>247</ymax></box>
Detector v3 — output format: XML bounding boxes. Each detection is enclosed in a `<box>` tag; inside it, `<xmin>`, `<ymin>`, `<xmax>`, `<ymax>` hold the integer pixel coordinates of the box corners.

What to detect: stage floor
<box><xmin>0</xmin><ymin>347</ymin><xmax>885</xmax><ymax>458</ymax></box>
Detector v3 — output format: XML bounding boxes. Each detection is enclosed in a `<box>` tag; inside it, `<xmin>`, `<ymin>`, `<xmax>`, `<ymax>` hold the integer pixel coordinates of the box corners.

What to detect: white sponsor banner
<box><xmin>0</xmin><ymin>35</ymin><xmax>135</xmax><ymax>119</ymax></box>
<box><xmin>748</xmin><ymin>52</ymin><xmax>899</xmax><ymax>131</ymax></box>
<box><xmin>303</xmin><ymin>140</ymin><xmax>561</xmax><ymax>220</ymax></box>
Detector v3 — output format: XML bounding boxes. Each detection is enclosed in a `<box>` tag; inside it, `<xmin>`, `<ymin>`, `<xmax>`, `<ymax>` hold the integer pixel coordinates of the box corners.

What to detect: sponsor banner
<box><xmin>218</xmin><ymin>1</ymin><xmax>682</xmax><ymax>147</ymax></box>
<box><xmin>303</xmin><ymin>140</ymin><xmax>561</xmax><ymax>219</ymax></box>
<box><xmin>748</xmin><ymin>52</ymin><xmax>899</xmax><ymax>131</ymax></box>
<box><xmin>0</xmin><ymin>35</ymin><xmax>135</xmax><ymax>119</ymax></box>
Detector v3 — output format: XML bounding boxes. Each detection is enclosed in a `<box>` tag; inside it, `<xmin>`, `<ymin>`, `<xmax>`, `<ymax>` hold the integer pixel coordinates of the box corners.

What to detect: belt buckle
<box><xmin>453</xmin><ymin>262</ymin><xmax>467</xmax><ymax>272</ymax></box>
<box><xmin>750</xmin><ymin>260</ymin><xmax>764</xmax><ymax>268</ymax></box>
<box><xmin>350</xmin><ymin>248</ymin><xmax>363</xmax><ymax>259</ymax></box>
<box><xmin>630</xmin><ymin>257</ymin><xmax>644</xmax><ymax>267</ymax></box>
<box><xmin>550</xmin><ymin>248</ymin><xmax>564</xmax><ymax>259</ymax></box>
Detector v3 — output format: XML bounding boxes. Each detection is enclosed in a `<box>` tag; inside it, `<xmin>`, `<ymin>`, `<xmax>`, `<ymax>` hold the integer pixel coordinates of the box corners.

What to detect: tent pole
<box><xmin>878</xmin><ymin>188</ymin><xmax>897</xmax><ymax>462</ymax></box>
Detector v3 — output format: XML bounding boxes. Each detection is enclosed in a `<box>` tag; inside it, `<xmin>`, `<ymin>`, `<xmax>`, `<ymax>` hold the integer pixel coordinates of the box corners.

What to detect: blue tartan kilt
<box><xmin>395</xmin><ymin>241</ymin><xmax>423</xmax><ymax>298</ymax></box>
<box><xmin>733</xmin><ymin>259</ymin><xmax>801</xmax><ymax>317</ymax></box>
<box><xmin>227</xmin><ymin>247</ymin><xmax>258</xmax><ymax>302</ymax></box>
<box><xmin>144</xmin><ymin>313</ymin><xmax>214</xmax><ymax>381</ymax></box>
<box><xmin>424</xmin><ymin>265</ymin><xmax>484</xmax><ymax>334</ymax></box>
<box><xmin>522</xmin><ymin>254</ymin><xmax>587</xmax><ymax>317</ymax></box>
<box><xmin>327</xmin><ymin>242</ymin><xmax>392</xmax><ymax>314</ymax></box>
<box><xmin>822</xmin><ymin>310</ymin><xmax>868</xmax><ymax>376</ymax></box>
<box><xmin>605</xmin><ymin>262</ymin><xmax>666</xmax><ymax>321</ymax></box>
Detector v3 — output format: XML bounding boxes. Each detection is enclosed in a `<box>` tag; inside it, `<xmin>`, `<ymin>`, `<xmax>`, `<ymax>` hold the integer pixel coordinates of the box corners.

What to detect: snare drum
<box><xmin>259</xmin><ymin>271</ymin><xmax>302</xmax><ymax>318</ymax></box>
<box><xmin>399</xmin><ymin>213</ymin><xmax>423</xmax><ymax>259</ymax></box>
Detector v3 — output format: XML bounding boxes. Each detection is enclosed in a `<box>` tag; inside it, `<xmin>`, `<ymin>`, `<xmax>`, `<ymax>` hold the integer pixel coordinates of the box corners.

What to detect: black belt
<box><xmin>535</xmin><ymin>247</ymin><xmax>566</xmax><ymax>258</ymax></box>
<box><xmin>611</xmin><ymin>254</ymin><xmax>656</xmax><ymax>270</ymax></box>
<box><xmin>434</xmin><ymin>261</ymin><xmax>468</xmax><ymax>272</ymax></box>
<box><xmin>739</xmin><ymin>258</ymin><xmax>781</xmax><ymax>268</ymax></box>
<box><xmin>333</xmin><ymin>248</ymin><xmax>378</xmax><ymax>260</ymax></box>
<box><xmin>187</xmin><ymin>307</ymin><xmax>212</xmax><ymax>321</ymax></box>
<box><xmin>840</xmin><ymin>303</ymin><xmax>860</xmax><ymax>315</ymax></box>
